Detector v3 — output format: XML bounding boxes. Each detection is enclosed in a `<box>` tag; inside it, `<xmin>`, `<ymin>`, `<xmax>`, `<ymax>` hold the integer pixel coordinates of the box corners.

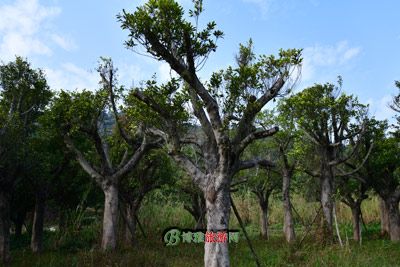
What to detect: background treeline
<box><xmin>1</xmin><ymin>0</ymin><xmax>400</xmax><ymax>266</ymax></box>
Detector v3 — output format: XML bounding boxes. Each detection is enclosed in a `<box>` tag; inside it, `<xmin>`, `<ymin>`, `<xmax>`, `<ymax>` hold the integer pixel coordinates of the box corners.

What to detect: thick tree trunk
<box><xmin>351</xmin><ymin>205</ymin><xmax>361</xmax><ymax>242</ymax></box>
<box><xmin>380</xmin><ymin>197</ymin><xmax>390</xmax><ymax>236</ymax></box>
<box><xmin>386</xmin><ymin>198</ymin><xmax>400</xmax><ymax>241</ymax></box>
<box><xmin>259</xmin><ymin>201</ymin><xmax>269</xmax><ymax>240</ymax></box>
<box><xmin>31</xmin><ymin>192</ymin><xmax>46</xmax><ymax>253</ymax></box>
<box><xmin>0</xmin><ymin>191</ymin><xmax>11</xmax><ymax>264</ymax></box>
<box><xmin>320</xmin><ymin>172</ymin><xmax>333</xmax><ymax>238</ymax></box>
<box><xmin>101</xmin><ymin>183</ymin><xmax>119</xmax><ymax>250</ymax></box>
<box><xmin>204</xmin><ymin>181</ymin><xmax>230</xmax><ymax>267</ymax></box>
<box><xmin>282</xmin><ymin>170</ymin><xmax>295</xmax><ymax>243</ymax></box>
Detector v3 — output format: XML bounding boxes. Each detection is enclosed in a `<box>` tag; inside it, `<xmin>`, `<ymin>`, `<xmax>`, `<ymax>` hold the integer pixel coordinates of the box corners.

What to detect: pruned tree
<box><xmin>283</xmin><ymin>81</ymin><xmax>370</xmax><ymax>239</ymax></box>
<box><xmin>118</xmin><ymin>0</ymin><xmax>301</xmax><ymax>265</ymax></box>
<box><xmin>250</xmin><ymin>168</ymin><xmax>280</xmax><ymax>240</ymax></box>
<box><xmin>261</xmin><ymin>106</ymin><xmax>300</xmax><ymax>243</ymax></box>
<box><xmin>358</xmin><ymin>119</ymin><xmax>400</xmax><ymax>241</ymax></box>
<box><xmin>54</xmin><ymin>59</ymin><xmax>162</xmax><ymax>251</ymax></box>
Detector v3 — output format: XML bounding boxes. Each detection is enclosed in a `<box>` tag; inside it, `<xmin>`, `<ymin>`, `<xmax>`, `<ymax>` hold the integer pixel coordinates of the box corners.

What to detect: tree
<box><xmin>390</xmin><ymin>80</ymin><xmax>400</xmax><ymax>135</ymax></box>
<box><xmin>361</xmin><ymin>122</ymin><xmax>400</xmax><ymax>241</ymax></box>
<box><xmin>118</xmin><ymin>1</ymin><xmax>301</xmax><ymax>265</ymax></box>
<box><xmin>120</xmin><ymin>150</ymin><xmax>176</xmax><ymax>246</ymax></box>
<box><xmin>0</xmin><ymin>57</ymin><xmax>52</xmax><ymax>263</ymax></box>
<box><xmin>263</xmin><ymin>106</ymin><xmax>300</xmax><ymax>243</ymax></box>
<box><xmin>53</xmin><ymin>59</ymin><xmax>162</xmax><ymax>251</ymax></box>
<box><xmin>284</xmin><ymin>82</ymin><xmax>369</xmax><ymax>239</ymax></box>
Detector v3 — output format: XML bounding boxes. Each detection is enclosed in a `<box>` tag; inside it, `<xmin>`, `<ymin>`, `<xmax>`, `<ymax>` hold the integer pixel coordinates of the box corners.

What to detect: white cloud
<box><xmin>51</xmin><ymin>34</ymin><xmax>77</xmax><ymax>52</ymax></box>
<box><xmin>45</xmin><ymin>63</ymin><xmax>98</xmax><ymax>91</ymax></box>
<box><xmin>117</xmin><ymin>63</ymin><xmax>145</xmax><ymax>88</ymax></box>
<box><xmin>301</xmin><ymin>41</ymin><xmax>361</xmax><ymax>82</ymax></box>
<box><xmin>368</xmin><ymin>94</ymin><xmax>397</xmax><ymax>121</ymax></box>
<box><xmin>0</xmin><ymin>0</ymin><xmax>78</xmax><ymax>61</ymax></box>
<box><xmin>158</xmin><ymin>62</ymin><xmax>177</xmax><ymax>83</ymax></box>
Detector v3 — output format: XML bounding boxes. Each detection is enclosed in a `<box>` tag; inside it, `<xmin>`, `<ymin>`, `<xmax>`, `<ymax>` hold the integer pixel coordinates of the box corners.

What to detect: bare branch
<box><xmin>235</xmin><ymin>126</ymin><xmax>279</xmax><ymax>154</ymax></box>
<box><xmin>233</xmin><ymin>77</ymin><xmax>285</xmax><ymax>145</ymax></box>
<box><xmin>170</xmin><ymin>152</ymin><xmax>207</xmax><ymax>189</ymax></box>
<box><xmin>64</xmin><ymin>135</ymin><xmax>103</xmax><ymax>185</ymax></box>
<box><xmin>335</xmin><ymin>143</ymin><xmax>374</xmax><ymax>179</ymax></box>
<box><xmin>112</xmin><ymin>136</ymin><xmax>161</xmax><ymax>180</ymax></box>
<box><xmin>237</xmin><ymin>158</ymin><xmax>275</xmax><ymax>172</ymax></box>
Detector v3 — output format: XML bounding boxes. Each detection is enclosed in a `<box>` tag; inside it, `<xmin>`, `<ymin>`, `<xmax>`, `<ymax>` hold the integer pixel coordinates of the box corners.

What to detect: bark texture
<box><xmin>351</xmin><ymin>205</ymin><xmax>361</xmax><ymax>242</ymax></box>
<box><xmin>101</xmin><ymin>183</ymin><xmax>119</xmax><ymax>250</ymax></box>
<box><xmin>380</xmin><ymin>198</ymin><xmax>390</xmax><ymax>236</ymax></box>
<box><xmin>386</xmin><ymin>198</ymin><xmax>400</xmax><ymax>241</ymax></box>
<box><xmin>282</xmin><ymin>170</ymin><xmax>295</xmax><ymax>243</ymax></box>
<box><xmin>320</xmin><ymin>173</ymin><xmax>333</xmax><ymax>236</ymax></box>
<box><xmin>204</xmin><ymin>182</ymin><xmax>230</xmax><ymax>267</ymax></box>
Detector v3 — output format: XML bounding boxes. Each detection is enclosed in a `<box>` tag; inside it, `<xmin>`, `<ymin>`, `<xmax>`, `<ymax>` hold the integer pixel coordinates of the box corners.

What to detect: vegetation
<box><xmin>0</xmin><ymin>0</ymin><xmax>399</xmax><ymax>266</ymax></box>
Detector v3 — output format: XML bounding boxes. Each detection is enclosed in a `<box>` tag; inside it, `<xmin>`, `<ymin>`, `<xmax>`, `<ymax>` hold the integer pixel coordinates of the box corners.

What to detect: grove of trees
<box><xmin>0</xmin><ymin>1</ymin><xmax>399</xmax><ymax>266</ymax></box>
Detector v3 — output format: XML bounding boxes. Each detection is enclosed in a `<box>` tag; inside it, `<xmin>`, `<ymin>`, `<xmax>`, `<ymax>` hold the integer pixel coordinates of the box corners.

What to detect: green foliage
<box><xmin>125</xmin><ymin>78</ymin><xmax>189</xmax><ymax>131</ymax></box>
<box><xmin>118</xmin><ymin>0</ymin><xmax>223</xmax><ymax>63</ymax></box>
<box><xmin>283</xmin><ymin>82</ymin><xmax>367</xmax><ymax>140</ymax></box>
<box><xmin>209</xmin><ymin>40</ymin><xmax>302</xmax><ymax>126</ymax></box>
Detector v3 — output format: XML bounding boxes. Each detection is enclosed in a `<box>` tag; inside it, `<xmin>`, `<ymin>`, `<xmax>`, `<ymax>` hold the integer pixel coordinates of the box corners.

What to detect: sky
<box><xmin>0</xmin><ymin>0</ymin><xmax>399</xmax><ymax>121</ymax></box>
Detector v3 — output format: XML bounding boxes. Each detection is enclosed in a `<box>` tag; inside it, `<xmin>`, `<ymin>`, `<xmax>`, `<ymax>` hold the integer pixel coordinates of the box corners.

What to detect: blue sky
<box><xmin>0</xmin><ymin>0</ymin><xmax>399</xmax><ymax>121</ymax></box>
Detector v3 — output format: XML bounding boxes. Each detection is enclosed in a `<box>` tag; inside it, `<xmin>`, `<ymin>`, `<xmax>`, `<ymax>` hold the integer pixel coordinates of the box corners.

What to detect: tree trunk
<box><xmin>31</xmin><ymin>192</ymin><xmax>46</xmax><ymax>253</ymax></box>
<box><xmin>259</xmin><ymin>200</ymin><xmax>269</xmax><ymax>240</ymax></box>
<box><xmin>195</xmin><ymin>193</ymin><xmax>206</xmax><ymax>230</ymax></box>
<box><xmin>125</xmin><ymin>204</ymin><xmax>137</xmax><ymax>246</ymax></box>
<box><xmin>185</xmin><ymin>192</ymin><xmax>206</xmax><ymax>230</ymax></box>
<box><xmin>386</xmin><ymin>198</ymin><xmax>400</xmax><ymax>241</ymax></box>
<box><xmin>351</xmin><ymin>205</ymin><xmax>361</xmax><ymax>242</ymax></box>
<box><xmin>320</xmin><ymin>172</ymin><xmax>333</xmax><ymax>238</ymax></box>
<box><xmin>204</xmin><ymin>181</ymin><xmax>230</xmax><ymax>267</ymax></box>
<box><xmin>0</xmin><ymin>191</ymin><xmax>11</xmax><ymax>264</ymax></box>
<box><xmin>380</xmin><ymin>197</ymin><xmax>390</xmax><ymax>236</ymax></box>
<box><xmin>101</xmin><ymin>183</ymin><xmax>119</xmax><ymax>250</ymax></box>
<box><xmin>282</xmin><ymin>170</ymin><xmax>295</xmax><ymax>243</ymax></box>
<box><xmin>14</xmin><ymin>210</ymin><xmax>26</xmax><ymax>238</ymax></box>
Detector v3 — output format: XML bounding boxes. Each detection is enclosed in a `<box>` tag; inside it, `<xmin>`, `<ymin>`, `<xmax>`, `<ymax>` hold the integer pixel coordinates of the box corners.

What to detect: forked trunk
<box><xmin>31</xmin><ymin>192</ymin><xmax>46</xmax><ymax>253</ymax></box>
<box><xmin>282</xmin><ymin>170</ymin><xmax>295</xmax><ymax>243</ymax></box>
<box><xmin>380</xmin><ymin>197</ymin><xmax>390</xmax><ymax>236</ymax></box>
<box><xmin>101</xmin><ymin>183</ymin><xmax>119</xmax><ymax>250</ymax></box>
<box><xmin>386</xmin><ymin>198</ymin><xmax>400</xmax><ymax>241</ymax></box>
<box><xmin>204</xmin><ymin>180</ymin><xmax>230</xmax><ymax>267</ymax></box>
<box><xmin>351</xmin><ymin>205</ymin><xmax>361</xmax><ymax>242</ymax></box>
<box><xmin>0</xmin><ymin>191</ymin><xmax>10</xmax><ymax>264</ymax></box>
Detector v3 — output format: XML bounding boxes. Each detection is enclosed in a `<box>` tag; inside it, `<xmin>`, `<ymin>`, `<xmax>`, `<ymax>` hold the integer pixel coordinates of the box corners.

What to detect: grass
<box><xmin>6</xmin><ymin>194</ymin><xmax>399</xmax><ymax>267</ymax></box>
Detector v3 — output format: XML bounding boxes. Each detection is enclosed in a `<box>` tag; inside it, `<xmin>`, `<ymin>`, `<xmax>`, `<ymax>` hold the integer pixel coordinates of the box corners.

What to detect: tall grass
<box><xmin>9</xmin><ymin>193</ymin><xmax>392</xmax><ymax>267</ymax></box>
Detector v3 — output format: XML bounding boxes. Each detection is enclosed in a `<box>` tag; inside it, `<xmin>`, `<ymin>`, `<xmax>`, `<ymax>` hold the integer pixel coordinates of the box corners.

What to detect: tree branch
<box><xmin>64</xmin><ymin>135</ymin><xmax>103</xmax><ymax>185</ymax></box>
<box><xmin>235</xmin><ymin>126</ymin><xmax>279</xmax><ymax>154</ymax></box>
<box><xmin>237</xmin><ymin>158</ymin><xmax>275</xmax><ymax>172</ymax></box>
